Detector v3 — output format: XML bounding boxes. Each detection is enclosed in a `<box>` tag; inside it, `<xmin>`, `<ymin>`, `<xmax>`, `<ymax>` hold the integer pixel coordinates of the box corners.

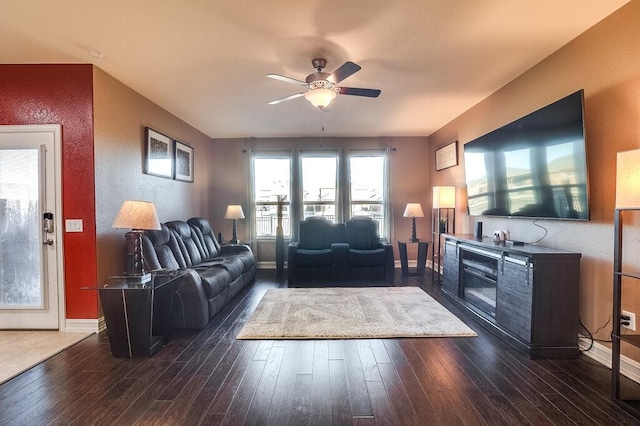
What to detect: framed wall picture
<box><xmin>174</xmin><ymin>140</ymin><xmax>194</xmax><ymax>182</ymax></box>
<box><xmin>145</xmin><ymin>128</ymin><xmax>174</xmax><ymax>178</ymax></box>
<box><xmin>435</xmin><ymin>140</ymin><xmax>458</xmax><ymax>171</ymax></box>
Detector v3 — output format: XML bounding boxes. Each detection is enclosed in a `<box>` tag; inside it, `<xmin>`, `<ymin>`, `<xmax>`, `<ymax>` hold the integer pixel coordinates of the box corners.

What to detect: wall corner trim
<box><xmin>65</xmin><ymin>317</ymin><xmax>105</xmax><ymax>333</ymax></box>
<box><xmin>579</xmin><ymin>336</ymin><xmax>640</xmax><ymax>385</ymax></box>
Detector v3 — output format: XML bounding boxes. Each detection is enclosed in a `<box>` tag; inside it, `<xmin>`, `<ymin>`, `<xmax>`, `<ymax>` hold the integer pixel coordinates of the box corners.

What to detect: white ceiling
<box><xmin>0</xmin><ymin>0</ymin><xmax>629</xmax><ymax>139</ymax></box>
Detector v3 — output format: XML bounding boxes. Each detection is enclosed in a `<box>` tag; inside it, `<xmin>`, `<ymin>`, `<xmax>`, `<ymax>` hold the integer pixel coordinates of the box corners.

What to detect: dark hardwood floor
<box><xmin>1</xmin><ymin>270</ymin><xmax>639</xmax><ymax>425</ymax></box>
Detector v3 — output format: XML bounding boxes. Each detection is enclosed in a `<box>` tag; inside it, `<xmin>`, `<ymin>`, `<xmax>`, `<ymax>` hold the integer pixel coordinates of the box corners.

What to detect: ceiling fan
<box><xmin>266</xmin><ymin>58</ymin><xmax>381</xmax><ymax>109</ymax></box>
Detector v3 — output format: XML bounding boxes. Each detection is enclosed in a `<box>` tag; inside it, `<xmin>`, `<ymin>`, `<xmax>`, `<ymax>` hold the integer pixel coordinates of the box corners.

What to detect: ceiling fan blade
<box><xmin>339</xmin><ymin>87</ymin><xmax>381</xmax><ymax>98</ymax></box>
<box><xmin>328</xmin><ymin>61</ymin><xmax>361</xmax><ymax>84</ymax></box>
<box><xmin>268</xmin><ymin>92</ymin><xmax>305</xmax><ymax>105</ymax></box>
<box><xmin>266</xmin><ymin>73</ymin><xmax>306</xmax><ymax>85</ymax></box>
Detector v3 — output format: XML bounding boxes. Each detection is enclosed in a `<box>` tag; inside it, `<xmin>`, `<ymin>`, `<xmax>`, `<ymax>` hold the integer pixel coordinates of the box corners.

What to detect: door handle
<box><xmin>43</xmin><ymin>239</ymin><xmax>54</xmax><ymax>246</ymax></box>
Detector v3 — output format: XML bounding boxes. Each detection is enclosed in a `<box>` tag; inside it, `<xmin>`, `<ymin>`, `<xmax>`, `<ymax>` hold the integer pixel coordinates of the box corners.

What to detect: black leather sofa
<box><xmin>287</xmin><ymin>216</ymin><xmax>394</xmax><ymax>282</ymax></box>
<box><xmin>142</xmin><ymin>217</ymin><xmax>255</xmax><ymax>329</ymax></box>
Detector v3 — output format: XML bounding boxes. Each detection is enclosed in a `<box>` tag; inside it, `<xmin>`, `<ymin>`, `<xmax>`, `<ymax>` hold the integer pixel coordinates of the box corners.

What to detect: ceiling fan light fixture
<box><xmin>304</xmin><ymin>88</ymin><xmax>337</xmax><ymax>109</ymax></box>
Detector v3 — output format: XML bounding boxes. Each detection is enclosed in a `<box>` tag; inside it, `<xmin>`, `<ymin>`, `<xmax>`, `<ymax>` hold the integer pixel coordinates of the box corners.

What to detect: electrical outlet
<box><xmin>622</xmin><ymin>310</ymin><xmax>636</xmax><ymax>331</ymax></box>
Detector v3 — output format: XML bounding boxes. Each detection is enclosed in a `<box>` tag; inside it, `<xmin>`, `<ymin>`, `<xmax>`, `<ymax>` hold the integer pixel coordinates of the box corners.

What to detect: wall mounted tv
<box><xmin>463</xmin><ymin>90</ymin><xmax>589</xmax><ymax>220</ymax></box>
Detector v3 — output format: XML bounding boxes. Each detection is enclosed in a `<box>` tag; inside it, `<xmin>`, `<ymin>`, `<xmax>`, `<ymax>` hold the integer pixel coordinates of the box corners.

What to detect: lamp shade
<box><xmin>304</xmin><ymin>88</ymin><xmax>337</xmax><ymax>109</ymax></box>
<box><xmin>616</xmin><ymin>149</ymin><xmax>640</xmax><ymax>209</ymax></box>
<box><xmin>112</xmin><ymin>200</ymin><xmax>161</xmax><ymax>230</ymax></box>
<box><xmin>224</xmin><ymin>204</ymin><xmax>245</xmax><ymax>220</ymax></box>
<box><xmin>433</xmin><ymin>186</ymin><xmax>456</xmax><ymax>209</ymax></box>
<box><xmin>403</xmin><ymin>203</ymin><xmax>424</xmax><ymax>218</ymax></box>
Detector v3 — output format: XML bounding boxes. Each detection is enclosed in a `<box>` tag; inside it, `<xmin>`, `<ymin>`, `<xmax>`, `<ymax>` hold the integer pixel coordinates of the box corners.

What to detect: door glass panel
<box><xmin>0</xmin><ymin>149</ymin><xmax>42</xmax><ymax>307</ymax></box>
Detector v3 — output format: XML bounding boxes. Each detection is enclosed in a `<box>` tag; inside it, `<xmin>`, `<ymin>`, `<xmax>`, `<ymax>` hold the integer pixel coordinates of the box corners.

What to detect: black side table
<box><xmin>397</xmin><ymin>241</ymin><xmax>429</xmax><ymax>276</ymax></box>
<box><xmin>96</xmin><ymin>271</ymin><xmax>184</xmax><ymax>358</ymax></box>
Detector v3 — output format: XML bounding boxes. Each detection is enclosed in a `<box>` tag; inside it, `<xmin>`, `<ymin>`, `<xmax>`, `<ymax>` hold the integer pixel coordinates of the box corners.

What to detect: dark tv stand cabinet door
<box><xmin>442</xmin><ymin>234</ymin><xmax>581</xmax><ymax>359</ymax></box>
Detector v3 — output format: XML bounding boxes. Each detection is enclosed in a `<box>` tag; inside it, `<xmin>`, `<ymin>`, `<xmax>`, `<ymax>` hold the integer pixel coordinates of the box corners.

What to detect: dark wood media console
<box><xmin>441</xmin><ymin>234</ymin><xmax>581</xmax><ymax>358</ymax></box>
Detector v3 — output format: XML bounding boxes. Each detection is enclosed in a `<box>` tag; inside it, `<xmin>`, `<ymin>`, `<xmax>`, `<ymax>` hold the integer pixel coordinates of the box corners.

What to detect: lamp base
<box><xmin>125</xmin><ymin>230</ymin><xmax>147</xmax><ymax>276</ymax></box>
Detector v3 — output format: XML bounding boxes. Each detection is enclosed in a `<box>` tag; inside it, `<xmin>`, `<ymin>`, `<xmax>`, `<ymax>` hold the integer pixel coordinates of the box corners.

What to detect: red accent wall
<box><xmin>0</xmin><ymin>64</ymin><xmax>98</xmax><ymax>319</ymax></box>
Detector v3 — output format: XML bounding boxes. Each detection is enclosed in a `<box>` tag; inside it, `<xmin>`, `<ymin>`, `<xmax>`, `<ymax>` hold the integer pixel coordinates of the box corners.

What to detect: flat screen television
<box><xmin>463</xmin><ymin>90</ymin><xmax>589</xmax><ymax>220</ymax></box>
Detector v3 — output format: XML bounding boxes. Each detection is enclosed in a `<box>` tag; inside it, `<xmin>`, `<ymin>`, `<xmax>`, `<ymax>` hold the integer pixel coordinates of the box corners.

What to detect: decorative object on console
<box><xmin>174</xmin><ymin>140</ymin><xmax>194</xmax><ymax>182</ymax></box>
<box><xmin>403</xmin><ymin>203</ymin><xmax>424</xmax><ymax>242</ymax></box>
<box><xmin>432</xmin><ymin>186</ymin><xmax>456</xmax><ymax>284</ymax></box>
<box><xmin>611</xmin><ymin>148</ymin><xmax>640</xmax><ymax>403</ymax></box>
<box><xmin>112</xmin><ymin>200</ymin><xmax>161</xmax><ymax>279</ymax></box>
<box><xmin>145</xmin><ymin>128</ymin><xmax>173</xmax><ymax>179</ymax></box>
<box><xmin>474</xmin><ymin>221</ymin><xmax>483</xmax><ymax>238</ymax></box>
<box><xmin>225</xmin><ymin>204</ymin><xmax>245</xmax><ymax>244</ymax></box>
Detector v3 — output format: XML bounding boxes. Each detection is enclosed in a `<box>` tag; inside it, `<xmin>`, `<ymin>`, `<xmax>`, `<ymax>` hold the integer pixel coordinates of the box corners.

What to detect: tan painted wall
<box><xmin>93</xmin><ymin>67</ymin><xmax>216</xmax><ymax>287</ymax></box>
<box><xmin>428</xmin><ymin>0</ymin><xmax>640</xmax><ymax>349</ymax></box>
<box><xmin>210</xmin><ymin>136</ymin><xmax>430</xmax><ymax>262</ymax></box>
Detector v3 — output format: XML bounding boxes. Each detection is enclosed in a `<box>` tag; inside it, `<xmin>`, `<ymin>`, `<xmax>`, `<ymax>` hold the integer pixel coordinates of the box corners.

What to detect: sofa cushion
<box><xmin>188</xmin><ymin>217</ymin><xmax>221</xmax><ymax>259</ymax></box>
<box><xmin>296</xmin><ymin>248</ymin><xmax>333</xmax><ymax>267</ymax></box>
<box><xmin>198</xmin><ymin>267</ymin><xmax>232</xmax><ymax>299</ymax></box>
<box><xmin>166</xmin><ymin>220</ymin><xmax>205</xmax><ymax>267</ymax></box>
<box><xmin>349</xmin><ymin>248</ymin><xmax>388</xmax><ymax>267</ymax></box>
<box><xmin>345</xmin><ymin>217</ymin><xmax>381</xmax><ymax>250</ymax></box>
<box><xmin>299</xmin><ymin>217</ymin><xmax>343</xmax><ymax>250</ymax></box>
<box><xmin>210</xmin><ymin>257</ymin><xmax>245</xmax><ymax>280</ymax></box>
<box><xmin>219</xmin><ymin>248</ymin><xmax>255</xmax><ymax>273</ymax></box>
<box><xmin>143</xmin><ymin>224</ymin><xmax>184</xmax><ymax>270</ymax></box>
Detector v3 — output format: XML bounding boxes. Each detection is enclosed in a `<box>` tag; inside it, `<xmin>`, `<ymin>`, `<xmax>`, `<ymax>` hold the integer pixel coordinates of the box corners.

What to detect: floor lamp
<box><xmin>432</xmin><ymin>186</ymin><xmax>455</xmax><ymax>284</ymax></box>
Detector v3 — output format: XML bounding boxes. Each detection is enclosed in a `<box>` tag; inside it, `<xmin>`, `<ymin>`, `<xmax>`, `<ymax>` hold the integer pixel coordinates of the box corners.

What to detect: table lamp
<box><xmin>403</xmin><ymin>203</ymin><xmax>424</xmax><ymax>242</ymax></box>
<box><xmin>112</xmin><ymin>200</ymin><xmax>161</xmax><ymax>278</ymax></box>
<box><xmin>225</xmin><ymin>204</ymin><xmax>245</xmax><ymax>244</ymax></box>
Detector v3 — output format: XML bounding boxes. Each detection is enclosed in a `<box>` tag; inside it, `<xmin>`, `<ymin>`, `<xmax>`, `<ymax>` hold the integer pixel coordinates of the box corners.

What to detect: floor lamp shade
<box><xmin>225</xmin><ymin>204</ymin><xmax>245</xmax><ymax>243</ymax></box>
<box><xmin>112</xmin><ymin>200</ymin><xmax>161</xmax><ymax>276</ymax></box>
<box><xmin>432</xmin><ymin>186</ymin><xmax>456</xmax><ymax>209</ymax></box>
<box><xmin>616</xmin><ymin>149</ymin><xmax>640</xmax><ymax>209</ymax></box>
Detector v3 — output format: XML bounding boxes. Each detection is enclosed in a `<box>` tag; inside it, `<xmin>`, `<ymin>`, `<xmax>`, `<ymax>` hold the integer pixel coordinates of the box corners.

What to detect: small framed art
<box><xmin>174</xmin><ymin>140</ymin><xmax>194</xmax><ymax>182</ymax></box>
<box><xmin>435</xmin><ymin>141</ymin><xmax>458</xmax><ymax>171</ymax></box>
<box><xmin>145</xmin><ymin>128</ymin><xmax>173</xmax><ymax>179</ymax></box>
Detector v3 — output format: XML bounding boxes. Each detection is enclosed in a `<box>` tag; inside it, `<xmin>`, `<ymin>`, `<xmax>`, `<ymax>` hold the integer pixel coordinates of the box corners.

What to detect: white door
<box><xmin>0</xmin><ymin>125</ymin><xmax>63</xmax><ymax>329</ymax></box>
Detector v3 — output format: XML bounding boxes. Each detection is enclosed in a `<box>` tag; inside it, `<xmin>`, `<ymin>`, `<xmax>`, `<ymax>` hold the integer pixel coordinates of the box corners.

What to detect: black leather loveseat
<box><xmin>142</xmin><ymin>217</ymin><xmax>255</xmax><ymax>329</ymax></box>
<box><xmin>287</xmin><ymin>216</ymin><xmax>394</xmax><ymax>282</ymax></box>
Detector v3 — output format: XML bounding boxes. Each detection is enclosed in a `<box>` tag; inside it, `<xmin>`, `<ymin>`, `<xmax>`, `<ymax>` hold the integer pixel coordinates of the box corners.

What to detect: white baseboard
<box><xmin>257</xmin><ymin>261</ymin><xmax>277</xmax><ymax>269</ymax></box>
<box><xmin>579</xmin><ymin>336</ymin><xmax>640</xmax><ymax>385</ymax></box>
<box><xmin>64</xmin><ymin>318</ymin><xmax>104</xmax><ymax>333</ymax></box>
<box><xmin>394</xmin><ymin>260</ymin><xmax>418</xmax><ymax>268</ymax></box>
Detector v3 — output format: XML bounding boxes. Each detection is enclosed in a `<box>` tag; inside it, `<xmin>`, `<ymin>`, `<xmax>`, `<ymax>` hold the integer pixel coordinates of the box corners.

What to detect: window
<box><xmin>251</xmin><ymin>149</ymin><xmax>389</xmax><ymax>240</ymax></box>
<box><xmin>301</xmin><ymin>155</ymin><xmax>337</xmax><ymax>222</ymax></box>
<box><xmin>349</xmin><ymin>153</ymin><xmax>386</xmax><ymax>236</ymax></box>
<box><xmin>253</xmin><ymin>156</ymin><xmax>291</xmax><ymax>237</ymax></box>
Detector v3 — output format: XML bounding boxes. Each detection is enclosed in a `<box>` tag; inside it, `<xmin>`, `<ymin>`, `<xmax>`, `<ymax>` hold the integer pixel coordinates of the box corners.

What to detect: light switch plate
<box><xmin>65</xmin><ymin>219</ymin><xmax>83</xmax><ymax>233</ymax></box>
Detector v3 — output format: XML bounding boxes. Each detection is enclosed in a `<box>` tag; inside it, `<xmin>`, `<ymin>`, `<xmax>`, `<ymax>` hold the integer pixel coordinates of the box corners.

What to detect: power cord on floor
<box><xmin>579</xmin><ymin>314</ymin><xmax>612</xmax><ymax>352</ymax></box>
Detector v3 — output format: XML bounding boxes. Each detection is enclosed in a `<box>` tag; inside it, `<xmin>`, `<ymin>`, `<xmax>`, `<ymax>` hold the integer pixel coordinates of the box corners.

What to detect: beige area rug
<box><xmin>237</xmin><ymin>287</ymin><xmax>477</xmax><ymax>339</ymax></box>
<box><xmin>0</xmin><ymin>331</ymin><xmax>92</xmax><ymax>385</ymax></box>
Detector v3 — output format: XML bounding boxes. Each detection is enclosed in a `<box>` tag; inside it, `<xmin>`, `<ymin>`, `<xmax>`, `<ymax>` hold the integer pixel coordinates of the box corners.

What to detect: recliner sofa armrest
<box><xmin>287</xmin><ymin>242</ymin><xmax>300</xmax><ymax>282</ymax></box>
<box><xmin>219</xmin><ymin>244</ymin><xmax>252</xmax><ymax>255</ymax></box>
<box><xmin>331</xmin><ymin>242</ymin><xmax>350</xmax><ymax>280</ymax></box>
<box><xmin>381</xmin><ymin>242</ymin><xmax>395</xmax><ymax>282</ymax></box>
<box><xmin>172</xmin><ymin>269</ymin><xmax>209</xmax><ymax>329</ymax></box>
